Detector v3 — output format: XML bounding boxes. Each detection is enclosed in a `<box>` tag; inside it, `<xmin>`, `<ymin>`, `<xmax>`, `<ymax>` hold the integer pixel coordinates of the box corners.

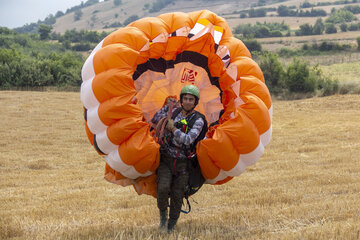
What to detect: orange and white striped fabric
<box><xmin>80</xmin><ymin>10</ymin><xmax>272</xmax><ymax>197</ymax></box>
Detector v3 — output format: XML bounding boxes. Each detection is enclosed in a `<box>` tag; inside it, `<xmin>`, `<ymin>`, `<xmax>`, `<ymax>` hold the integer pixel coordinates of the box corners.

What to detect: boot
<box><xmin>167</xmin><ymin>218</ymin><xmax>177</xmax><ymax>233</ymax></box>
<box><xmin>159</xmin><ymin>210</ymin><xmax>168</xmax><ymax>230</ymax></box>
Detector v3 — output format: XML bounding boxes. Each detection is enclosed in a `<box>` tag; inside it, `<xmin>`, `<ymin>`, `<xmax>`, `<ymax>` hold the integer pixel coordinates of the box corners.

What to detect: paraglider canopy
<box><xmin>80</xmin><ymin>10</ymin><xmax>272</xmax><ymax>197</ymax></box>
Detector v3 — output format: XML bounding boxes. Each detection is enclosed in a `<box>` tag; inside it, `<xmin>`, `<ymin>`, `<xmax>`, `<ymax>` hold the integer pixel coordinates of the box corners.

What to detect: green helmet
<box><xmin>180</xmin><ymin>85</ymin><xmax>200</xmax><ymax>99</ymax></box>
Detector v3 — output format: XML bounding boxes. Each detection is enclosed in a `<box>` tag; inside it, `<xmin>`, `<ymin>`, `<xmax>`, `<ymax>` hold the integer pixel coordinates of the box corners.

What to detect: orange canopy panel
<box><xmin>80</xmin><ymin>10</ymin><xmax>272</xmax><ymax>197</ymax></box>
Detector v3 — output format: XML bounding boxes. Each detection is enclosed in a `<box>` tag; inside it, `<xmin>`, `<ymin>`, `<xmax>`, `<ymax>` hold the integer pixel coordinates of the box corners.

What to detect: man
<box><xmin>156</xmin><ymin>85</ymin><xmax>207</xmax><ymax>232</ymax></box>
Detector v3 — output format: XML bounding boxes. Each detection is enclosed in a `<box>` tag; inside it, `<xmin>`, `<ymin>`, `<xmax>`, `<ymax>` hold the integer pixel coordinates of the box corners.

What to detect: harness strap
<box><xmin>180</xmin><ymin>196</ymin><xmax>191</xmax><ymax>214</ymax></box>
<box><xmin>173</xmin><ymin>148</ymin><xmax>180</xmax><ymax>175</ymax></box>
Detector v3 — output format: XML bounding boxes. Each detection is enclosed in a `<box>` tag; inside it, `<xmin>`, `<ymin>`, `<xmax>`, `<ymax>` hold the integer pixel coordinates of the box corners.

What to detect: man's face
<box><xmin>181</xmin><ymin>94</ymin><xmax>196</xmax><ymax>111</ymax></box>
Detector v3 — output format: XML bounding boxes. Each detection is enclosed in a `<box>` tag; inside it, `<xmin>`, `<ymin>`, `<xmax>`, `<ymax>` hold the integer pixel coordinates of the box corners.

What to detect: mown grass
<box><xmin>1</xmin><ymin>91</ymin><xmax>360</xmax><ymax>239</ymax></box>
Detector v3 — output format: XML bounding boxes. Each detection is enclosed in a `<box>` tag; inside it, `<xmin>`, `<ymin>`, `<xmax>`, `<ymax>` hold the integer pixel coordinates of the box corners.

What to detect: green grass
<box><xmin>320</xmin><ymin>61</ymin><xmax>360</xmax><ymax>83</ymax></box>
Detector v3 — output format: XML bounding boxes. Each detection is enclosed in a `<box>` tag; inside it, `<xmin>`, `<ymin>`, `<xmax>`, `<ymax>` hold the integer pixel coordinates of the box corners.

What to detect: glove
<box><xmin>166</xmin><ymin>119</ymin><xmax>175</xmax><ymax>132</ymax></box>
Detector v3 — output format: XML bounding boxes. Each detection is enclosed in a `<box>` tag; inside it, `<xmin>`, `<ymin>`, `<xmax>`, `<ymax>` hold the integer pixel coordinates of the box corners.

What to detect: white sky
<box><xmin>0</xmin><ymin>0</ymin><xmax>86</xmax><ymax>28</ymax></box>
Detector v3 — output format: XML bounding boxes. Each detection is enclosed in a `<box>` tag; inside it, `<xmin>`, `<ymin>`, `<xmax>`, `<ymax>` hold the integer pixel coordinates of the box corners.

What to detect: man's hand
<box><xmin>166</xmin><ymin>119</ymin><xmax>175</xmax><ymax>132</ymax></box>
<box><xmin>166</xmin><ymin>97</ymin><xmax>177</xmax><ymax>107</ymax></box>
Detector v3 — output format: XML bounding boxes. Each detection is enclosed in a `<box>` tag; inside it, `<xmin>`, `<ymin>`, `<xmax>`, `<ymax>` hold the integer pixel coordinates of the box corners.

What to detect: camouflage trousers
<box><xmin>157</xmin><ymin>153</ymin><xmax>189</xmax><ymax>221</ymax></box>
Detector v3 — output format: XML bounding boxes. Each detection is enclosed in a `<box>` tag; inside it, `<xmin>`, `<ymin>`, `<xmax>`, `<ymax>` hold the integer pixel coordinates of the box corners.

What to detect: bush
<box><xmin>313</xmin><ymin>65</ymin><xmax>339</xmax><ymax>96</ymax></box>
<box><xmin>74</xmin><ymin>9</ymin><xmax>83</xmax><ymax>21</ymax></box>
<box><xmin>313</xmin><ymin>18</ymin><xmax>325</xmax><ymax>34</ymax></box>
<box><xmin>241</xmin><ymin>38</ymin><xmax>262</xmax><ymax>52</ymax></box>
<box><xmin>295</xmin><ymin>19</ymin><xmax>325</xmax><ymax>36</ymax></box>
<box><xmin>325</xmin><ymin>9</ymin><xmax>357</xmax><ymax>23</ymax></box>
<box><xmin>240</xmin><ymin>12</ymin><xmax>247</xmax><ymax>18</ymax></box>
<box><xmin>233</xmin><ymin>22</ymin><xmax>288</xmax><ymax>38</ymax></box>
<box><xmin>123</xmin><ymin>15</ymin><xmax>139</xmax><ymax>26</ymax></box>
<box><xmin>325</xmin><ymin>23</ymin><xmax>337</xmax><ymax>33</ymax></box>
<box><xmin>278</xmin><ymin>47</ymin><xmax>299</xmax><ymax>57</ymax></box>
<box><xmin>340</xmin><ymin>23</ymin><xmax>348</xmax><ymax>31</ymax></box>
<box><xmin>259</xmin><ymin>52</ymin><xmax>286</xmax><ymax>93</ymax></box>
<box><xmin>0</xmin><ymin>30</ymin><xmax>84</xmax><ymax>89</ymax></box>
<box><xmin>348</xmin><ymin>23</ymin><xmax>359</xmax><ymax>30</ymax></box>
<box><xmin>71</xmin><ymin>42</ymin><xmax>92</xmax><ymax>51</ymax></box>
<box><xmin>38</xmin><ymin>24</ymin><xmax>52</xmax><ymax>40</ymax></box>
<box><xmin>300</xmin><ymin>1</ymin><xmax>315</xmax><ymax>8</ymax></box>
<box><xmin>285</xmin><ymin>58</ymin><xmax>316</xmax><ymax>93</ymax></box>
<box><xmin>249</xmin><ymin>8</ymin><xmax>267</xmax><ymax>17</ymax></box>
<box><xmin>296</xmin><ymin>23</ymin><xmax>313</xmax><ymax>36</ymax></box>
<box><xmin>357</xmin><ymin>36</ymin><xmax>360</xmax><ymax>50</ymax></box>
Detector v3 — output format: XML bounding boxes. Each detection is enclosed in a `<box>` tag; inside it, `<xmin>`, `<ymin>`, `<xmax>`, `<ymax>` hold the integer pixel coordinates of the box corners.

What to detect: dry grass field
<box><xmin>1</xmin><ymin>91</ymin><xmax>360</xmax><ymax>239</ymax></box>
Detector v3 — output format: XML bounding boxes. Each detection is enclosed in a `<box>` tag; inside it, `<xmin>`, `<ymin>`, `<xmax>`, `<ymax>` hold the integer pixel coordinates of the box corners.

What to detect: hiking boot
<box><xmin>159</xmin><ymin>210</ymin><xmax>168</xmax><ymax>230</ymax></box>
<box><xmin>167</xmin><ymin>218</ymin><xmax>177</xmax><ymax>233</ymax></box>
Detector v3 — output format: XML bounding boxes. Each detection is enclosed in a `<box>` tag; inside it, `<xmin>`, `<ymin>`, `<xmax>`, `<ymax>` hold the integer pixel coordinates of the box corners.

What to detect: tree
<box><xmin>254</xmin><ymin>25</ymin><xmax>270</xmax><ymax>38</ymax></box>
<box><xmin>114</xmin><ymin>0</ymin><xmax>122</xmax><ymax>6</ymax></box>
<box><xmin>123</xmin><ymin>15</ymin><xmax>139</xmax><ymax>26</ymax></box>
<box><xmin>340</xmin><ymin>23</ymin><xmax>348</xmax><ymax>32</ymax></box>
<box><xmin>295</xmin><ymin>23</ymin><xmax>313</xmax><ymax>36</ymax></box>
<box><xmin>241</xmin><ymin>38</ymin><xmax>262</xmax><ymax>52</ymax></box>
<box><xmin>300</xmin><ymin>1</ymin><xmax>314</xmax><ymax>8</ymax></box>
<box><xmin>325</xmin><ymin>23</ymin><xmax>337</xmax><ymax>34</ymax></box>
<box><xmin>38</xmin><ymin>24</ymin><xmax>52</xmax><ymax>40</ymax></box>
<box><xmin>325</xmin><ymin>9</ymin><xmax>357</xmax><ymax>23</ymax></box>
<box><xmin>277</xmin><ymin>5</ymin><xmax>290</xmax><ymax>16</ymax></box>
<box><xmin>74</xmin><ymin>9</ymin><xmax>83</xmax><ymax>21</ymax></box>
<box><xmin>55</xmin><ymin>11</ymin><xmax>64</xmax><ymax>18</ymax></box>
<box><xmin>313</xmin><ymin>18</ymin><xmax>325</xmax><ymax>35</ymax></box>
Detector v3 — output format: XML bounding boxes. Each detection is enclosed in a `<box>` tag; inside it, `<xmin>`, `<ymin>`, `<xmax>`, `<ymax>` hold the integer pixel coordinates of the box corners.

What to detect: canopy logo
<box><xmin>181</xmin><ymin>68</ymin><xmax>198</xmax><ymax>84</ymax></box>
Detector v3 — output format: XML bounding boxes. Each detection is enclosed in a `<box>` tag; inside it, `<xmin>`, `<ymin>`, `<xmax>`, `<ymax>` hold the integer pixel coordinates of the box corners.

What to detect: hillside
<box><xmin>52</xmin><ymin>0</ymin><xmax>258</xmax><ymax>33</ymax></box>
<box><xmin>51</xmin><ymin>0</ymin><xmax>360</xmax><ymax>33</ymax></box>
<box><xmin>48</xmin><ymin>0</ymin><xmax>360</xmax><ymax>56</ymax></box>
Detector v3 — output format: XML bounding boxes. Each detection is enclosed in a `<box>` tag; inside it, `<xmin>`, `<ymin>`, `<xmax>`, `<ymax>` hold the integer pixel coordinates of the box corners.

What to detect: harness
<box><xmin>168</xmin><ymin>107</ymin><xmax>207</xmax><ymax>154</ymax></box>
<box><xmin>157</xmin><ymin>107</ymin><xmax>208</xmax><ymax>214</ymax></box>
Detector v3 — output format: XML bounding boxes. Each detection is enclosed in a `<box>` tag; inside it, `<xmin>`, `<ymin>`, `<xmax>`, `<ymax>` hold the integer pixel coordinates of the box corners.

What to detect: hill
<box><xmin>1</xmin><ymin>91</ymin><xmax>359</xmax><ymax>239</ymax></box>
<box><xmin>52</xmin><ymin>0</ymin><xmax>257</xmax><ymax>33</ymax></box>
<box><xmin>48</xmin><ymin>0</ymin><xmax>360</xmax><ymax>32</ymax></box>
<box><xmin>48</xmin><ymin>0</ymin><xmax>360</xmax><ymax>56</ymax></box>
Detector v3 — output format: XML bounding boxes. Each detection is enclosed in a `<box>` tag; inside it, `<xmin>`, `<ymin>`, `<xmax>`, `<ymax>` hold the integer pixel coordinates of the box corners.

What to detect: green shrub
<box><xmin>259</xmin><ymin>52</ymin><xmax>286</xmax><ymax>93</ymax></box>
<box><xmin>285</xmin><ymin>58</ymin><xmax>316</xmax><ymax>93</ymax></box>
<box><xmin>340</xmin><ymin>23</ymin><xmax>348</xmax><ymax>31</ymax></box>
<box><xmin>312</xmin><ymin>65</ymin><xmax>339</xmax><ymax>96</ymax></box>
<box><xmin>74</xmin><ymin>9</ymin><xmax>83</xmax><ymax>21</ymax></box>
<box><xmin>278</xmin><ymin>47</ymin><xmax>298</xmax><ymax>57</ymax></box>
<box><xmin>325</xmin><ymin>9</ymin><xmax>357</xmax><ymax>23</ymax></box>
<box><xmin>123</xmin><ymin>15</ymin><xmax>139</xmax><ymax>26</ymax></box>
<box><xmin>241</xmin><ymin>38</ymin><xmax>262</xmax><ymax>52</ymax></box>
<box><xmin>313</xmin><ymin>18</ymin><xmax>325</xmax><ymax>34</ymax></box>
<box><xmin>348</xmin><ymin>23</ymin><xmax>359</xmax><ymax>30</ymax></box>
<box><xmin>325</xmin><ymin>23</ymin><xmax>337</xmax><ymax>33</ymax></box>
<box><xmin>357</xmin><ymin>36</ymin><xmax>360</xmax><ymax>50</ymax></box>
<box><xmin>71</xmin><ymin>42</ymin><xmax>92</xmax><ymax>51</ymax></box>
